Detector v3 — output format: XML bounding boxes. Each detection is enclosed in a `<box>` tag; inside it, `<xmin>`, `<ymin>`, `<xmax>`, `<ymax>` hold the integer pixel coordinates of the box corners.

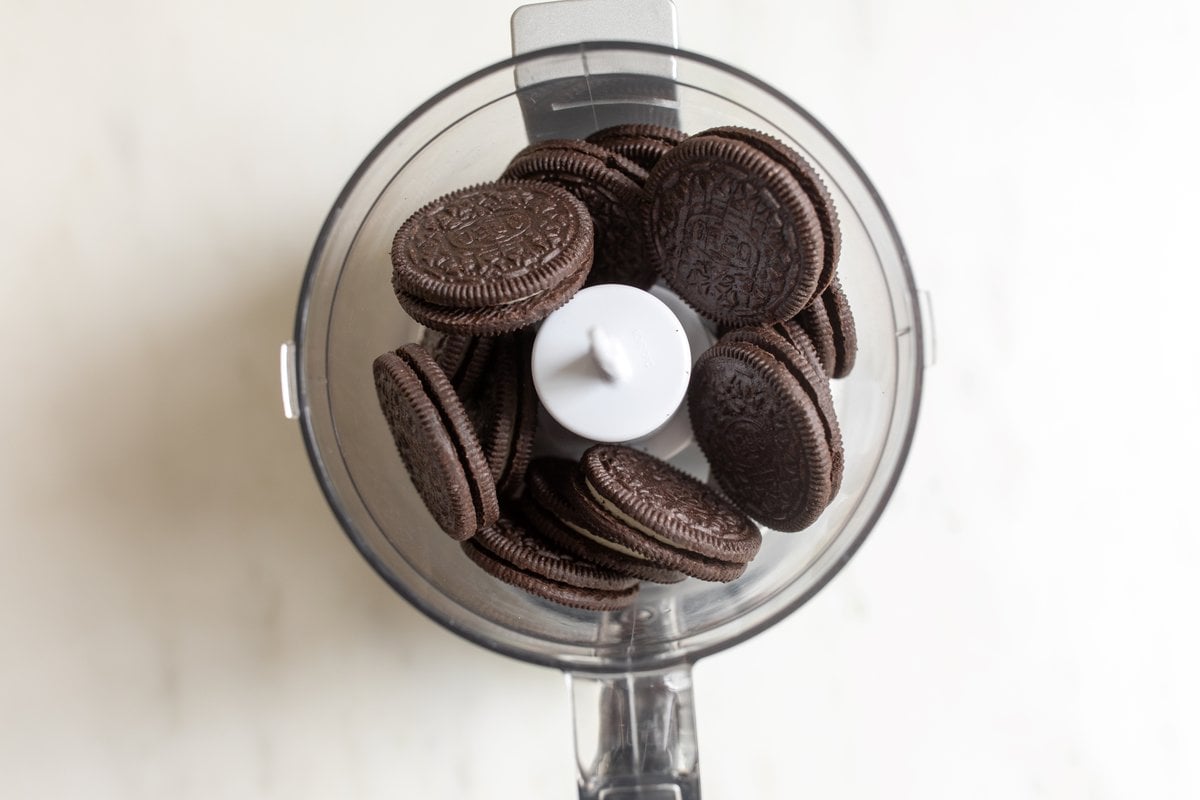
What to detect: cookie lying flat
<box><xmin>585</xmin><ymin>123</ymin><xmax>687</xmax><ymax>171</ymax></box>
<box><xmin>577</xmin><ymin>444</ymin><xmax>762</xmax><ymax>582</ymax></box>
<box><xmin>373</xmin><ymin>344</ymin><xmax>499</xmax><ymax>540</ymax></box>
<box><xmin>501</xmin><ymin>140</ymin><xmax>655</xmax><ymax>289</ymax></box>
<box><xmin>391</xmin><ymin>181</ymin><xmax>593</xmax><ymax>333</ymax></box>
<box><xmin>461</xmin><ymin>513</ymin><xmax>639</xmax><ymax>611</ymax></box>
<box><xmin>689</xmin><ymin>341</ymin><xmax>834</xmax><ymax>532</ymax></box>
<box><xmin>523</xmin><ymin>458</ymin><xmax>685</xmax><ymax>584</ymax></box>
<box><xmin>644</xmin><ymin>134</ymin><xmax>825</xmax><ymax>327</ymax></box>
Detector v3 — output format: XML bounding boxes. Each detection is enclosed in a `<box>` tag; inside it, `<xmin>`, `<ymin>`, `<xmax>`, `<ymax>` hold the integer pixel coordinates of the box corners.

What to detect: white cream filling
<box><xmin>585</xmin><ymin>478</ymin><xmax>684</xmax><ymax>551</ymax></box>
<box><xmin>562</xmin><ymin>518</ymin><xmax>649</xmax><ymax>560</ymax></box>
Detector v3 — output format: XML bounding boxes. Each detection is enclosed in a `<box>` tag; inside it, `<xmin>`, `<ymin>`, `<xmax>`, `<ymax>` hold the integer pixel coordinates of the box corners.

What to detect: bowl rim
<box><xmin>293</xmin><ymin>40</ymin><xmax>925</xmax><ymax>673</ymax></box>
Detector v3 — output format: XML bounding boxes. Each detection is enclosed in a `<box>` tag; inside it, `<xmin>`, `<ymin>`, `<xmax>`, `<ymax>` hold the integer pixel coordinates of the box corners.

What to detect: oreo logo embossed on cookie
<box><xmin>392</xmin><ymin>180</ymin><xmax>594</xmax><ymax>334</ymax></box>
<box><xmin>645</xmin><ymin>135</ymin><xmax>825</xmax><ymax>327</ymax></box>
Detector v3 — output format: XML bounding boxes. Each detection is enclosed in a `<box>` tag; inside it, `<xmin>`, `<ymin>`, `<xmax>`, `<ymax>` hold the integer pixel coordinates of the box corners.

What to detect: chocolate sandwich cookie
<box><xmin>698</xmin><ymin>126</ymin><xmax>841</xmax><ymax>297</ymax></box>
<box><xmin>467</xmin><ymin>332</ymin><xmax>538</xmax><ymax>499</ymax></box>
<box><xmin>523</xmin><ymin>458</ymin><xmax>685</xmax><ymax>584</ymax></box>
<box><xmin>718</xmin><ymin>326</ymin><xmax>844</xmax><ymax>498</ymax></box>
<box><xmin>392</xmin><ymin>180</ymin><xmax>593</xmax><ymax>307</ymax></box>
<box><xmin>586</xmin><ymin>123</ymin><xmax>687</xmax><ymax>171</ymax></box>
<box><xmin>461</xmin><ymin>513</ymin><xmax>639</xmax><ymax>611</ymax></box>
<box><xmin>822</xmin><ymin>278</ymin><xmax>857</xmax><ymax>379</ymax></box>
<box><xmin>501</xmin><ymin>141</ymin><xmax>656</xmax><ymax>289</ymax></box>
<box><xmin>688</xmin><ymin>341</ymin><xmax>834</xmax><ymax>532</ymax></box>
<box><xmin>397</xmin><ymin>260</ymin><xmax>589</xmax><ymax>335</ymax></box>
<box><xmin>577</xmin><ymin>444</ymin><xmax>762</xmax><ymax>581</ymax></box>
<box><xmin>419</xmin><ymin>329</ymin><xmax>495</xmax><ymax>399</ymax></box>
<box><xmin>789</xmin><ymin>297</ymin><xmax>837</xmax><ymax>379</ymax></box>
<box><xmin>373</xmin><ymin>344</ymin><xmax>499</xmax><ymax>540</ymax></box>
<box><xmin>644</xmin><ymin>134</ymin><xmax>825</xmax><ymax>327</ymax></box>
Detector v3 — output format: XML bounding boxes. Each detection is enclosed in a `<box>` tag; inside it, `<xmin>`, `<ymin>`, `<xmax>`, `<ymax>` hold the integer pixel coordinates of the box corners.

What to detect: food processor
<box><xmin>280</xmin><ymin>1</ymin><xmax>928</xmax><ymax>797</ymax></box>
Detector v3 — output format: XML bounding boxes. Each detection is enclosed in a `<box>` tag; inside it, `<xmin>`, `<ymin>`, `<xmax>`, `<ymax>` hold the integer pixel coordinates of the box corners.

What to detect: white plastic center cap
<box><xmin>532</xmin><ymin>284</ymin><xmax>692</xmax><ymax>443</ymax></box>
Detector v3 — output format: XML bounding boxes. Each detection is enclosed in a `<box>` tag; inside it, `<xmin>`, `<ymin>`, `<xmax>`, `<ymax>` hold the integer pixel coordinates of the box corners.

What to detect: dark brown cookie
<box><xmin>462</xmin><ymin>538</ymin><xmax>639</xmax><ymax>611</ymax></box>
<box><xmin>580</xmin><ymin>444</ymin><xmax>761</xmax><ymax>563</ymax></box>
<box><xmin>644</xmin><ymin>135</ymin><xmax>825</xmax><ymax>326</ymax></box>
<box><xmin>564</xmin><ymin>467</ymin><xmax>749</xmax><ymax>583</ymax></box>
<box><xmin>396</xmin><ymin>258</ymin><xmax>589</xmax><ymax>335</ymax></box>
<box><xmin>497</xmin><ymin>332</ymin><xmax>539</xmax><ymax>499</ymax></box>
<box><xmin>467</xmin><ymin>332</ymin><xmax>539</xmax><ymax>499</ymax></box>
<box><xmin>501</xmin><ymin>144</ymin><xmax>656</xmax><ymax>289</ymax></box>
<box><xmin>788</xmin><ymin>297</ymin><xmax>837</xmax><ymax>378</ymax></box>
<box><xmin>391</xmin><ymin>180</ymin><xmax>593</xmax><ymax>307</ymax></box>
<box><xmin>469</xmin><ymin>512</ymin><xmax>639</xmax><ymax>592</ymax></box>
<box><xmin>373</xmin><ymin>345</ymin><xmax>499</xmax><ymax>540</ymax></box>
<box><xmin>523</xmin><ymin>458</ymin><xmax>685</xmax><ymax>584</ymax></box>
<box><xmin>718</xmin><ymin>326</ymin><xmax>844</xmax><ymax>498</ymax></box>
<box><xmin>823</xmin><ymin>278</ymin><xmax>858</xmax><ymax>378</ymax></box>
<box><xmin>467</xmin><ymin>336</ymin><xmax>520</xmax><ymax>484</ymax></box>
<box><xmin>698</xmin><ymin>126</ymin><xmax>841</xmax><ymax>297</ymax></box>
<box><xmin>586</xmin><ymin>124</ymin><xmax>687</xmax><ymax>171</ymax></box>
<box><xmin>419</xmin><ymin>329</ymin><xmax>496</xmax><ymax>399</ymax></box>
<box><xmin>688</xmin><ymin>341</ymin><xmax>833</xmax><ymax>531</ymax></box>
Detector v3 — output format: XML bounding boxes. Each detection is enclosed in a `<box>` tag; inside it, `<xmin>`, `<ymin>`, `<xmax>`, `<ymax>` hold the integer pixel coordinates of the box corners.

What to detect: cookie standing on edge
<box><xmin>419</xmin><ymin>329</ymin><xmax>495</xmax><ymax>399</ymax></box>
<box><xmin>718</xmin><ymin>326</ymin><xmax>844</xmax><ymax>498</ymax></box>
<box><xmin>644</xmin><ymin>134</ymin><xmax>825</xmax><ymax>327</ymax></box>
<box><xmin>373</xmin><ymin>344</ymin><xmax>500</xmax><ymax>540</ymax></box>
<box><xmin>502</xmin><ymin>140</ymin><xmax>656</xmax><ymax>289</ymax></box>
<box><xmin>688</xmin><ymin>341</ymin><xmax>834</xmax><ymax>532</ymax></box>
<box><xmin>585</xmin><ymin>123</ymin><xmax>687</xmax><ymax>171</ymax></box>
<box><xmin>523</xmin><ymin>458</ymin><xmax>686</xmax><ymax>584</ymax></box>
<box><xmin>466</xmin><ymin>332</ymin><xmax>539</xmax><ymax>500</ymax></box>
<box><xmin>391</xmin><ymin>180</ymin><xmax>594</xmax><ymax>334</ymax></box>
<box><xmin>697</xmin><ymin>126</ymin><xmax>841</xmax><ymax>299</ymax></box>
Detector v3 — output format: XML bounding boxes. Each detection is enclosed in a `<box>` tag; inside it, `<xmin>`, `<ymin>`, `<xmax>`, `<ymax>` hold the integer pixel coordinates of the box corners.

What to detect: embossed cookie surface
<box><xmin>373</xmin><ymin>346</ymin><xmax>499</xmax><ymax>540</ymax></box>
<box><xmin>462</xmin><ymin>513</ymin><xmax>639</xmax><ymax>611</ymax></box>
<box><xmin>645</xmin><ymin>136</ymin><xmax>825</xmax><ymax>326</ymax></box>
<box><xmin>502</xmin><ymin>144</ymin><xmax>655</xmax><ymax>289</ymax></box>
<box><xmin>581</xmin><ymin>444</ymin><xmax>760</xmax><ymax>564</ymax></box>
<box><xmin>391</xmin><ymin>180</ymin><xmax>593</xmax><ymax>307</ymax></box>
<box><xmin>688</xmin><ymin>341</ymin><xmax>833</xmax><ymax>531</ymax></box>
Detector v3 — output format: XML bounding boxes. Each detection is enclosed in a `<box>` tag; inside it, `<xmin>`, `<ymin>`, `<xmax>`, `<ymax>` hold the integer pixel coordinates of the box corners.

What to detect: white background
<box><xmin>2</xmin><ymin>1</ymin><xmax>1199</xmax><ymax>797</ymax></box>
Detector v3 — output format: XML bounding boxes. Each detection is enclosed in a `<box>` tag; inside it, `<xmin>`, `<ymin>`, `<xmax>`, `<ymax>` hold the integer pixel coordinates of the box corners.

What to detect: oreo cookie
<box><xmin>523</xmin><ymin>458</ymin><xmax>685</xmax><ymax>584</ymax></box>
<box><xmin>392</xmin><ymin>180</ymin><xmax>593</xmax><ymax>333</ymax></box>
<box><xmin>419</xmin><ymin>329</ymin><xmax>495</xmax><ymax>399</ymax></box>
<box><xmin>718</xmin><ymin>326</ymin><xmax>844</xmax><ymax>498</ymax></box>
<box><xmin>578</xmin><ymin>444</ymin><xmax>762</xmax><ymax>581</ymax></box>
<box><xmin>644</xmin><ymin>134</ymin><xmax>825</xmax><ymax>326</ymax></box>
<box><xmin>462</xmin><ymin>512</ymin><xmax>639</xmax><ymax>611</ymax></box>
<box><xmin>688</xmin><ymin>341</ymin><xmax>834</xmax><ymax>532</ymax></box>
<box><xmin>467</xmin><ymin>332</ymin><xmax>538</xmax><ymax>499</ymax></box>
<box><xmin>697</xmin><ymin>126</ymin><xmax>841</xmax><ymax>298</ymax></box>
<box><xmin>502</xmin><ymin>140</ymin><xmax>656</xmax><ymax>289</ymax></box>
<box><xmin>373</xmin><ymin>344</ymin><xmax>500</xmax><ymax>540</ymax></box>
<box><xmin>585</xmin><ymin>123</ymin><xmax>687</xmax><ymax>171</ymax></box>
<box><xmin>822</xmin><ymin>278</ymin><xmax>858</xmax><ymax>379</ymax></box>
<box><xmin>398</xmin><ymin>261</ymin><xmax>589</xmax><ymax>335</ymax></box>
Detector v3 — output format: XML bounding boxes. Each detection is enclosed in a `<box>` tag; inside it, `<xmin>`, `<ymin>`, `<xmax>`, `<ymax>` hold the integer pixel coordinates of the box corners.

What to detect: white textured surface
<box><xmin>2</xmin><ymin>1</ymin><xmax>1198</xmax><ymax>798</ymax></box>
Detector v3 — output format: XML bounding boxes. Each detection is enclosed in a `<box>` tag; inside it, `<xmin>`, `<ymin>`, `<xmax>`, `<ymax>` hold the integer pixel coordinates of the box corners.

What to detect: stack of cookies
<box><xmin>373</xmin><ymin>124</ymin><xmax>859</xmax><ymax>610</ymax></box>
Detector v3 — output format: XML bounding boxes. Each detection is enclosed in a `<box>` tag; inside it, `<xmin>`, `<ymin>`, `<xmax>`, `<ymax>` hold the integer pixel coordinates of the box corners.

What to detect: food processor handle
<box><xmin>569</xmin><ymin>666</ymin><xmax>701</xmax><ymax>800</ymax></box>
